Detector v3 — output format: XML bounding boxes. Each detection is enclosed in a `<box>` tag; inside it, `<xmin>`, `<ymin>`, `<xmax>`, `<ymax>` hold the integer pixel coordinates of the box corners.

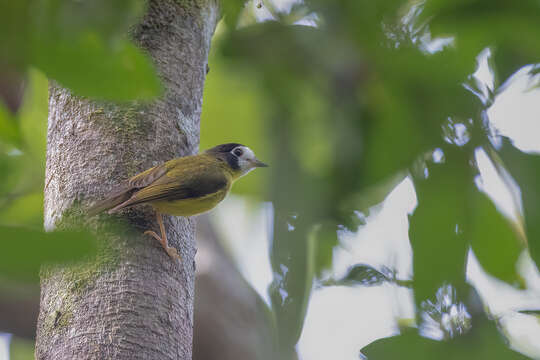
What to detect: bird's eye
<box><xmin>233</xmin><ymin>148</ymin><xmax>243</xmax><ymax>157</ymax></box>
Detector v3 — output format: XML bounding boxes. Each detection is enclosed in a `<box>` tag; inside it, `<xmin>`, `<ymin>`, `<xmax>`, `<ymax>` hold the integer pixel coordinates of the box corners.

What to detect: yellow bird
<box><xmin>89</xmin><ymin>143</ymin><xmax>268</xmax><ymax>260</ymax></box>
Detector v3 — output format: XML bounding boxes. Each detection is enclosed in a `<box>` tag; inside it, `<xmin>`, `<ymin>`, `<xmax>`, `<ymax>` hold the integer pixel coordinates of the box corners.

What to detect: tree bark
<box><xmin>35</xmin><ymin>1</ymin><xmax>219</xmax><ymax>359</ymax></box>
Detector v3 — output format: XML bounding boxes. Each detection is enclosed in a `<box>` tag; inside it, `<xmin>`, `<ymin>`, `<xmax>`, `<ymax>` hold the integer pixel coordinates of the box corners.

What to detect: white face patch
<box><xmin>232</xmin><ymin>146</ymin><xmax>257</xmax><ymax>175</ymax></box>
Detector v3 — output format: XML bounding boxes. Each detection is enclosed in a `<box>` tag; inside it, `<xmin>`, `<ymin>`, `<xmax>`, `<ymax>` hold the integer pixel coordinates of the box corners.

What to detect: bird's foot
<box><xmin>144</xmin><ymin>230</ymin><xmax>182</xmax><ymax>261</ymax></box>
<box><xmin>165</xmin><ymin>246</ymin><xmax>182</xmax><ymax>261</ymax></box>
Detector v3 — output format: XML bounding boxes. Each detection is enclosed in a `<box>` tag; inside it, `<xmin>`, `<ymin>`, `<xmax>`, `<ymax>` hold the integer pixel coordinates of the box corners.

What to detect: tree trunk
<box><xmin>35</xmin><ymin>1</ymin><xmax>219</xmax><ymax>359</ymax></box>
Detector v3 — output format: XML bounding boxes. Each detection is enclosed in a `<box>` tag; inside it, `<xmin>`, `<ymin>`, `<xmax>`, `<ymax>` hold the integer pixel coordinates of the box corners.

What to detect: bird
<box><xmin>88</xmin><ymin>143</ymin><xmax>268</xmax><ymax>260</ymax></box>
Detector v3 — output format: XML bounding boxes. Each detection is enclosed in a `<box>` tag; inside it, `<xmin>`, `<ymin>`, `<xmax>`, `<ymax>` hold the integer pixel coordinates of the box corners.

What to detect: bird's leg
<box><xmin>156</xmin><ymin>212</ymin><xmax>182</xmax><ymax>260</ymax></box>
<box><xmin>144</xmin><ymin>212</ymin><xmax>181</xmax><ymax>261</ymax></box>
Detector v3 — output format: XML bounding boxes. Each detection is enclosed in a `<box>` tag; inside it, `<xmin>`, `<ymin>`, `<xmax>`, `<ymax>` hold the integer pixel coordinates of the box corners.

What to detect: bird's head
<box><xmin>206</xmin><ymin>143</ymin><xmax>268</xmax><ymax>177</ymax></box>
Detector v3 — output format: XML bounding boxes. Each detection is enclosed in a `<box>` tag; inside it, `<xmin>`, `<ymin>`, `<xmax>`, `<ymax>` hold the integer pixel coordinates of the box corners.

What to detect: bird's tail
<box><xmin>87</xmin><ymin>187</ymin><xmax>133</xmax><ymax>216</ymax></box>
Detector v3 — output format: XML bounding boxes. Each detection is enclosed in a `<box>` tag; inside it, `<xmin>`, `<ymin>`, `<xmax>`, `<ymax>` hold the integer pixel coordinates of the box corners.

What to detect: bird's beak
<box><xmin>252</xmin><ymin>158</ymin><xmax>269</xmax><ymax>168</ymax></box>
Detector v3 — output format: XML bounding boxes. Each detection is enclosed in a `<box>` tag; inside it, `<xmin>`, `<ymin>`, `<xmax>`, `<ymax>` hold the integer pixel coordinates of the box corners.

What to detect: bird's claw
<box><xmin>144</xmin><ymin>230</ymin><xmax>181</xmax><ymax>261</ymax></box>
<box><xmin>165</xmin><ymin>246</ymin><xmax>182</xmax><ymax>261</ymax></box>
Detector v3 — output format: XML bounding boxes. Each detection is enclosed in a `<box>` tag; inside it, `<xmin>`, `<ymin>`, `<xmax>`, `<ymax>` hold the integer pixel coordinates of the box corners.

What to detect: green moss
<box><xmin>54</xmin><ymin>200</ymin><xmax>86</xmax><ymax>230</ymax></box>
<box><xmin>90</xmin><ymin>102</ymin><xmax>150</xmax><ymax>140</ymax></box>
<box><xmin>89</xmin><ymin>108</ymin><xmax>104</xmax><ymax>119</ymax></box>
<box><xmin>53</xmin><ymin>309</ymin><xmax>72</xmax><ymax>329</ymax></box>
<box><xmin>42</xmin><ymin>303</ymin><xmax>74</xmax><ymax>333</ymax></box>
<box><xmin>40</xmin><ymin>247</ymin><xmax>118</xmax><ymax>299</ymax></box>
<box><xmin>65</xmin><ymin>244</ymin><xmax>119</xmax><ymax>292</ymax></box>
<box><xmin>40</xmin><ymin>225</ymin><xmax>123</xmax><ymax>333</ymax></box>
<box><xmin>88</xmin><ymin>102</ymin><xmax>154</xmax><ymax>177</ymax></box>
<box><xmin>174</xmin><ymin>0</ymin><xmax>211</xmax><ymax>10</ymax></box>
<box><xmin>174</xmin><ymin>0</ymin><xmax>217</xmax><ymax>25</ymax></box>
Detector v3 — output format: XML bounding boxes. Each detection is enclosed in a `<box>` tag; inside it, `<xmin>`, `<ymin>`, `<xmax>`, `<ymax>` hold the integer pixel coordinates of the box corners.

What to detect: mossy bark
<box><xmin>35</xmin><ymin>0</ymin><xmax>219</xmax><ymax>359</ymax></box>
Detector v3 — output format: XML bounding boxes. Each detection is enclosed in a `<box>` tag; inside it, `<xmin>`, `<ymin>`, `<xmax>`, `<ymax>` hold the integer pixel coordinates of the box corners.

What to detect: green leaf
<box><xmin>468</xmin><ymin>192</ymin><xmax>523</xmax><ymax>284</ymax></box>
<box><xmin>306</xmin><ymin>0</ymin><xmax>406</xmax><ymax>46</ymax></box>
<box><xmin>221</xmin><ymin>0</ymin><xmax>248</xmax><ymax>28</ymax></box>
<box><xmin>517</xmin><ymin>309</ymin><xmax>540</xmax><ymax>316</ymax></box>
<box><xmin>0</xmin><ymin>102</ymin><xmax>21</xmax><ymax>147</ymax></box>
<box><xmin>32</xmin><ymin>33</ymin><xmax>162</xmax><ymax>101</ymax></box>
<box><xmin>420</xmin><ymin>0</ymin><xmax>540</xmax><ymax>82</ymax></box>
<box><xmin>0</xmin><ymin>156</ymin><xmax>13</xmax><ymax>198</ymax></box>
<box><xmin>0</xmin><ymin>154</ymin><xmax>30</xmax><ymax>200</ymax></box>
<box><xmin>410</xmin><ymin>144</ymin><xmax>524</xmax><ymax>306</ymax></box>
<box><xmin>362</xmin><ymin>317</ymin><xmax>529</xmax><ymax>360</ymax></box>
<box><xmin>32</xmin><ymin>0</ymin><xmax>146</xmax><ymax>40</ymax></box>
<box><xmin>498</xmin><ymin>138</ymin><xmax>540</xmax><ymax>269</ymax></box>
<box><xmin>409</xmin><ymin>152</ymin><xmax>470</xmax><ymax>307</ymax></box>
<box><xmin>0</xmin><ymin>0</ymin><xmax>161</xmax><ymax>101</ymax></box>
<box><xmin>18</xmin><ymin>68</ymin><xmax>49</xmax><ymax>163</ymax></box>
<box><xmin>360</xmin><ymin>32</ymin><xmax>478</xmax><ymax>187</ymax></box>
<box><xmin>0</xmin><ymin>226</ymin><xmax>97</xmax><ymax>282</ymax></box>
<box><xmin>269</xmin><ymin>214</ymin><xmax>315</xmax><ymax>353</ymax></box>
<box><xmin>362</xmin><ymin>81</ymin><xmax>432</xmax><ymax>186</ymax></box>
<box><xmin>362</xmin><ymin>328</ymin><xmax>439</xmax><ymax>359</ymax></box>
<box><xmin>312</xmin><ymin>222</ymin><xmax>339</xmax><ymax>277</ymax></box>
<box><xmin>0</xmin><ymin>192</ymin><xmax>43</xmax><ymax>227</ymax></box>
<box><xmin>364</xmin><ymin>42</ymin><xmax>480</xmax><ymax>184</ymax></box>
<box><xmin>0</xmin><ymin>0</ymin><xmax>32</xmax><ymax>68</ymax></box>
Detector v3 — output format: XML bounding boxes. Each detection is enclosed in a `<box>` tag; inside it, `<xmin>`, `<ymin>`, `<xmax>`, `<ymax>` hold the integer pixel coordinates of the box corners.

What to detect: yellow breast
<box><xmin>150</xmin><ymin>182</ymin><xmax>231</xmax><ymax>216</ymax></box>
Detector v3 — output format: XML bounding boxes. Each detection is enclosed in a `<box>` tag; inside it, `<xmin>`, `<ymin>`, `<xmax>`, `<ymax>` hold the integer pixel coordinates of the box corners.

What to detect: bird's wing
<box><xmin>88</xmin><ymin>162</ymin><xmax>170</xmax><ymax>215</ymax></box>
<box><xmin>112</xmin><ymin>161</ymin><xmax>229</xmax><ymax>210</ymax></box>
<box><xmin>128</xmin><ymin>163</ymin><xmax>169</xmax><ymax>188</ymax></box>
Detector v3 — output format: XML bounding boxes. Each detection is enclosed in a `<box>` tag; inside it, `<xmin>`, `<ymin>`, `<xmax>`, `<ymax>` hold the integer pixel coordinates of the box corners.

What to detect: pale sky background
<box><xmin>0</xmin><ymin>335</ymin><xmax>10</xmax><ymax>360</ymax></box>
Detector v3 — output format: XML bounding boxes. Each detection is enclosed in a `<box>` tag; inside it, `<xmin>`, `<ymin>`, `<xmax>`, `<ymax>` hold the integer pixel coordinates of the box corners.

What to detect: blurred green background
<box><xmin>2</xmin><ymin>0</ymin><xmax>540</xmax><ymax>359</ymax></box>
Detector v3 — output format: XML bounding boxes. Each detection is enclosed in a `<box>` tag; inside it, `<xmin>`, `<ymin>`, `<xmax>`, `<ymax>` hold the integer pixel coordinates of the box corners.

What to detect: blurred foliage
<box><xmin>1</xmin><ymin>0</ymin><xmax>540</xmax><ymax>359</ymax></box>
<box><xmin>0</xmin><ymin>68</ymin><xmax>97</xmax><ymax>284</ymax></box>
<box><xmin>0</xmin><ymin>226</ymin><xmax>97</xmax><ymax>282</ymax></box>
<box><xmin>419</xmin><ymin>0</ymin><xmax>540</xmax><ymax>83</ymax></box>
<box><xmin>9</xmin><ymin>337</ymin><xmax>34</xmax><ymax>360</ymax></box>
<box><xmin>200</xmin><ymin>34</ymin><xmax>270</xmax><ymax>196</ymax></box>
<box><xmin>0</xmin><ymin>0</ymin><xmax>162</xmax><ymax>288</ymax></box>
<box><xmin>0</xmin><ymin>69</ymin><xmax>47</xmax><ymax>227</ymax></box>
<box><xmin>361</xmin><ymin>288</ymin><xmax>528</xmax><ymax>359</ymax></box>
<box><xmin>498</xmin><ymin>137</ymin><xmax>540</xmax><ymax>267</ymax></box>
<box><xmin>207</xmin><ymin>0</ymin><xmax>540</xmax><ymax>358</ymax></box>
<box><xmin>410</xmin><ymin>146</ymin><xmax>523</xmax><ymax>309</ymax></box>
<box><xmin>0</xmin><ymin>0</ymin><xmax>160</xmax><ymax>101</ymax></box>
<box><xmin>362</xmin><ymin>315</ymin><xmax>529</xmax><ymax>360</ymax></box>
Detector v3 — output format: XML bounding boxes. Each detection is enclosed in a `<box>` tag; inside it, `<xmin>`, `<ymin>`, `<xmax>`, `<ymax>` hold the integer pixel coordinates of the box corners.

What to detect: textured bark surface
<box><xmin>36</xmin><ymin>1</ymin><xmax>219</xmax><ymax>359</ymax></box>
